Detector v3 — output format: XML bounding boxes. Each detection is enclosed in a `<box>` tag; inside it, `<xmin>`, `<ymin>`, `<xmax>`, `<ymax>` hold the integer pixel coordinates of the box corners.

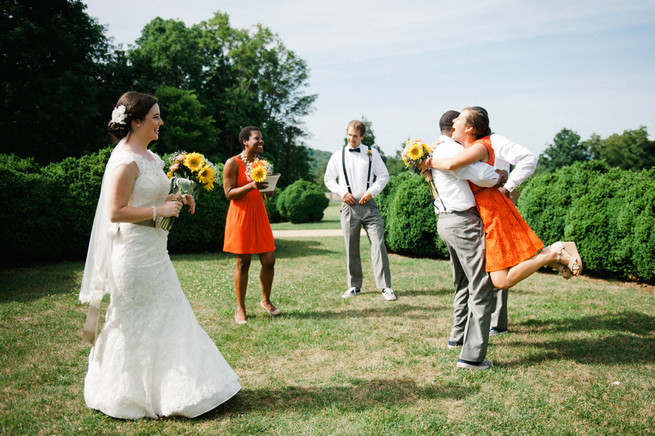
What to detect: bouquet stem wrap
<box><xmin>160</xmin><ymin>177</ymin><xmax>196</xmax><ymax>231</ymax></box>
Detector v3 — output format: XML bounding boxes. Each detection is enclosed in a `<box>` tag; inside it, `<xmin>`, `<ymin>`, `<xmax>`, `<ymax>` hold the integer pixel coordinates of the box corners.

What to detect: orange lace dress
<box><xmin>470</xmin><ymin>137</ymin><xmax>544</xmax><ymax>272</ymax></box>
<box><xmin>223</xmin><ymin>156</ymin><xmax>275</xmax><ymax>254</ymax></box>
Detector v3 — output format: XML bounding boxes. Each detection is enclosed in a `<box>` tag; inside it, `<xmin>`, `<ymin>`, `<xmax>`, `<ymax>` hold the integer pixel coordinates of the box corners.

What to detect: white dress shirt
<box><xmin>430</xmin><ymin>135</ymin><xmax>499</xmax><ymax>214</ymax></box>
<box><xmin>324</xmin><ymin>145</ymin><xmax>389</xmax><ymax>200</ymax></box>
<box><xmin>490</xmin><ymin>133</ymin><xmax>537</xmax><ymax>192</ymax></box>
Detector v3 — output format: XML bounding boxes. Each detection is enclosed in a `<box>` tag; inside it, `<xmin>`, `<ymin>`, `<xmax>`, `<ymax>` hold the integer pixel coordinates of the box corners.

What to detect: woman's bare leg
<box><xmin>234</xmin><ymin>254</ymin><xmax>252</xmax><ymax>322</ymax></box>
<box><xmin>258</xmin><ymin>251</ymin><xmax>277</xmax><ymax>312</ymax></box>
<box><xmin>490</xmin><ymin>244</ymin><xmax>577</xmax><ymax>289</ymax></box>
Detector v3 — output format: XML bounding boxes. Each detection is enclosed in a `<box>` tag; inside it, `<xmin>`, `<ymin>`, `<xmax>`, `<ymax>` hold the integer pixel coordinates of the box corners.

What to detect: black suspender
<box><xmin>342</xmin><ymin>145</ymin><xmax>372</xmax><ymax>194</ymax></box>
<box><xmin>365</xmin><ymin>145</ymin><xmax>372</xmax><ymax>190</ymax></box>
<box><xmin>341</xmin><ymin>146</ymin><xmax>351</xmax><ymax>194</ymax></box>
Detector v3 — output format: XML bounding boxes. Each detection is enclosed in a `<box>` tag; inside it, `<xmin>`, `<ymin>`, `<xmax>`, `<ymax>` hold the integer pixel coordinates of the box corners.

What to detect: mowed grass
<box><xmin>1</xmin><ymin>210</ymin><xmax>655</xmax><ymax>434</ymax></box>
<box><xmin>269</xmin><ymin>200</ymin><xmax>342</xmax><ymax>231</ymax></box>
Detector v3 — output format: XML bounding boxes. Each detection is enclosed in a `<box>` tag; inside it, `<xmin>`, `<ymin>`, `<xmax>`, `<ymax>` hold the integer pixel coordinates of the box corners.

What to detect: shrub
<box><xmin>382</xmin><ymin>174</ymin><xmax>448</xmax><ymax>258</ymax></box>
<box><xmin>167</xmin><ymin>162</ymin><xmax>230</xmax><ymax>253</ymax></box>
<box><xmin>42</xmin><ymin>148</ymin><xmax>112</xmax><ymax>258</ymax></box>
<box><xmin>277</xmin><ymin>180</ymin><xmax>329</xmax><ymax>223</ymax></box>
<box><xmin>518</xmin><ymin>160</ymin><xmax>609</xmax><ymax>246</ymax></box>
<box><xmin>563</xmin><ymin>167</ymin><xmax>631</xmax><ymax>277</ymax></box>
<box><xmin>0</xmin><ymin>155</ymin><xmax>63</xmax><ymax>263</ymax></box>
<box><xmin>264</xmin><ymin>189</ymin><xmax>285</xmax><ymax>224</ymax></box>
<box><xmin>376</xmin><ymin>172</ymin><xmax>448</xmax><ymax>258</ymax></box>
<box><xmin>614</xmin><ymin>168</ymin><xmax>655</xmax><ymax>282</ymax></box>
<box><xmin>519</xmin><ymin>161</ymin><xmax>655</xmax><ymax>283</ymax></box>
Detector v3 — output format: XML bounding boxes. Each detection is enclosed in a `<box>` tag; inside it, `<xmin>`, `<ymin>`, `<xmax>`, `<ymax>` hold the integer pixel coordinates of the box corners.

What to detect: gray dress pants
<box><xmin>341</xmin><ymin>200</ymin><xmax>391</xmax><ymax>289</ymax></box>
<box><xmin>438</xmin><ymin>208</ymin><xmax>494</xmax><ymax>363</ymax></box>
<box><xmin>491</xmin><ymin>288</ymin><xmax>508</xmax><ymax>331</ymax></box>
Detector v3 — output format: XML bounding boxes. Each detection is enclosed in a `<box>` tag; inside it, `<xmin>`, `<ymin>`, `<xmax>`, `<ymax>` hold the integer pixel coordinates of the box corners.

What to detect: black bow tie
<box><xmin>349</xmin><ymin>147</ymin><xmax>360</xmax><ymax>152</ymax></box>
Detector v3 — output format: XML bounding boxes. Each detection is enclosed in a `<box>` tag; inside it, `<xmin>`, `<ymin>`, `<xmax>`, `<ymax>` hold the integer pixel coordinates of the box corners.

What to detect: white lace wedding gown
<box><xmin>83</xmin><ymin>149</ymin><xmax>240</xmax><ymax>419</ymax></box>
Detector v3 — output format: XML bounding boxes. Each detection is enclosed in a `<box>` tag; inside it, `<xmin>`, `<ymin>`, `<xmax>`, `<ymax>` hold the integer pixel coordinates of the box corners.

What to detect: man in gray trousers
<box><xmin>419</xmin><ymin>110</ymin><xmax>501</xmax><ymax>369</ymax></box>
<box><xmin>324</xmin><ymin>120</ymin><xmax>396</xmax><ymax>301</ymax></box>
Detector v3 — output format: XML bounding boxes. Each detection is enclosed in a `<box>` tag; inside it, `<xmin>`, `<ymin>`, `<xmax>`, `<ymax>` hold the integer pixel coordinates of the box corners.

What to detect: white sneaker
<box><xmin>341</xmin><ymin>287</ymin><xmax>360</xmax><ymax>298</ymax></box>
<box><xmin>457</xmin><ymin>359</ymin><xmax>493</xmax><ymax>370</ymax></box>
<box><xmin>381</xmin><ymin>288</ymin><xmax>396</xmax><ymax>301</ymax></box>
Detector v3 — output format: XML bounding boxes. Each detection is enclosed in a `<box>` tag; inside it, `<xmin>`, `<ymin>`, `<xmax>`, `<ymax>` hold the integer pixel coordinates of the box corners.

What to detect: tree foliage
<box><xmin>536</xmin><ymin>128</ymin><xmax>589</xmax><ymax>173</ymax></box>
<box><xmin>129</xmin><ymin>12</ymin><xmax>317</xmax><ymax>187</ymax></box>
<box><xmin>2</xmin><ymin>6</ymin><xmax>317</xmax><ymax>185</ymax></box>
<box><xmin>586</xmin><ymin>126</ymin><xmax>655</xmax><ymax>171</ymax></box>
<box><xmin>0</xmin><ymin>0</ymin><xmax>115</xmax><ymax>163</ymax></box>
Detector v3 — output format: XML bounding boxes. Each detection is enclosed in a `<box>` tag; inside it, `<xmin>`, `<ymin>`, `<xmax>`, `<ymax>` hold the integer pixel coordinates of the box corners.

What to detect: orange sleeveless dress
<box><xmin>223</xmin><ymin>156</ymin><xmax>275</xmax><ymax>254</ymax></box>
<box><xmin>470</xmin><ymin>137</ymin><xmax>544</xmax><ymax>272</ymax></box>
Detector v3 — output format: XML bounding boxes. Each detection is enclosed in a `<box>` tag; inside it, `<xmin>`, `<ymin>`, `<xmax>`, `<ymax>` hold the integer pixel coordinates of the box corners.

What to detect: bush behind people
<box><xmin>377</xmin><ymin>160</ymin><xmax>655</xmax><ymax>283</ymax></box>
<box><xmin>277</xmin><ymin>180</ymin><xmax>329</xmax><ymax>223</ymax></box>
<box><xmin>0</xmin><ymin>150</ymin><xmax>232</xmax><ymax>264</ymax></box>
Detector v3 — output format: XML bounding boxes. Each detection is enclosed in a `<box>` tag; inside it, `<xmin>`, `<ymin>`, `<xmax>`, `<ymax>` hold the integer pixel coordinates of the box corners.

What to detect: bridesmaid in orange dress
<box><xmin>421</xmin><ymin>107</ymin><xmax>582</xmax><ymax>290</ymax></box>
<box><xmin>223</xmin><ymin>126</ymin><xmax>280</xmax><ymax>324</ymax></box>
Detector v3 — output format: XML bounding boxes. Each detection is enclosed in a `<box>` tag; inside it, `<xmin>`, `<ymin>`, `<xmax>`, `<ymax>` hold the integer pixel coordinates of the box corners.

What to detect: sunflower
<box><xmin>407</xmin><ymin>141</ymin><xmax>424</xmax><ymax>161</ymax></box>
<box><xmin>251</xmin><ymin>164</ymin><xmax>268</xmax><ymax>183</ymax></box>
<box><xmin>198</xmin><ymin>165</ymin><xmax>215</xmax><ymax>186</ymax></box>
<box><xmin>184</xmin><ymin>152</ymin><xmax>205</xmax><ymax>172</ymax></box>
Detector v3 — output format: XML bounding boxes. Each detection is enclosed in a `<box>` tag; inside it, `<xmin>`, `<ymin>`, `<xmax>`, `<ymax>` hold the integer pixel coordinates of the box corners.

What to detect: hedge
<box><xmin>0</xmin><ymin>154</ymin><xmax>64</xmax><ymax>262</ymax></box>
<box><xmin>519</xmin><ymin>161</ymin><xmax>655</xmax><ymax>282</ymax></box>
<box><xmin>0</xmin><ymin>150</ymin><xmax>232</xmax><ymax>264</ymax></box>
<box><xmin>277</xmin><ymin>179</ymin><xmax>329</xmax><ymax>223</ymax></box>
<box><xmin>378</xmin><ymin>161</ymin><xmax>655</xmax><ymax>283</ymax></box>
<box><xmin>377</xmin><ymin>173</ymin><xmax>448</xmax><ymax>258</ymax></box>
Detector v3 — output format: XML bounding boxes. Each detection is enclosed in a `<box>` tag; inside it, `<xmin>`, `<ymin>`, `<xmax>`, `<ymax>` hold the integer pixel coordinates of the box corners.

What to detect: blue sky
<box><xmin>83</xmin><ymin>0</ymin><xmax>655</xmax><ymax>157</ymax></box>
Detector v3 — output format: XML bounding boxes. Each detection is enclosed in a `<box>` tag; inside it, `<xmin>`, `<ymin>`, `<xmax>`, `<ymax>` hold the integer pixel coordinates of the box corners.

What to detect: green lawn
<box><xmin>1</xmin><ymin>218</ymin><xmax>654</xmax><ymax>434</ymax></box>
<box><xmin>270</xmin><ymin>201</ymin><xmax>342</xmax><ymax>231</ymax></box>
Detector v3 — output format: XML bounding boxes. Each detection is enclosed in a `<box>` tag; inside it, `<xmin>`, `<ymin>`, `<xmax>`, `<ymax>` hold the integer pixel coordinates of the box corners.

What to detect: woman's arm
<box><xmin>429</xmin><ymin>142</ymin><xmax>489</xmax><ymax>171</ymax></box>
<box><xmin>107</xmin><ymin>162</ymin><xmax>181</xmax><ymax>222</ymax></box>
<box><xmin>223</xmin><ymin>157</ymin><xmax>262</xmax><ymax>201</ymax></box>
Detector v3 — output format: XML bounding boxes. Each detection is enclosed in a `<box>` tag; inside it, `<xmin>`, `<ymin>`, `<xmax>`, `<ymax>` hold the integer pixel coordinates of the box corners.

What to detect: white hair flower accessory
<box><xmin>111</xmin><ymin>105</ymin><xmax>127</xmax><ymax>125</ymax></box>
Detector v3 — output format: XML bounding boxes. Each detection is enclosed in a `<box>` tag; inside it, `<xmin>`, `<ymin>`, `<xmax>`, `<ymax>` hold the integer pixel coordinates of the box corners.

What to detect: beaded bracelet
<box><xmin>152</xmin><ymin>205</ymin><xmax>157</xmax><ymax>221</ymax></box>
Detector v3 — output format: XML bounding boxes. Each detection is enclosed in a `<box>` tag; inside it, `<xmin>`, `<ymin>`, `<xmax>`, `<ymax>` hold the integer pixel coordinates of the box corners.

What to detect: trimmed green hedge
<box><xmin>378</xmin><ymin>161</ymin><xmax>655</xmax><ymax>283</ymax></box>
<box><xmin>519</xmin><ymin>161</ymin><xmax>655</xmax><ymax>282</ymax></box>
<box><xmin>377</xmin><ymin>173</ymin><xmax>448</xmax><ymax>258</ymax></box>
<box><xmin>0</xmin><ymin>150</ymin><xmax>231</xmax><ymax>264</ymax></box>
<box><xmin>0</xmin><ymin>155</ymin><xmax>63</xmax><ymax>262</ymax></box>
<box><xmin>166</xmin><ymin>162</ymin><xmax>228</xmax><ymax>253</ymax></box>
<box><xmin>277</xmin><ymin>180</ymin><xmax>329</xmax><ymax>223</ymax></box>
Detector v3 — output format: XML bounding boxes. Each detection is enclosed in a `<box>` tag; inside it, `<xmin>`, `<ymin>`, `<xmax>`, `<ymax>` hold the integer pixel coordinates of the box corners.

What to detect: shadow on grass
<box><xmin>399</xmin><ymin>288</ymin><xmax>454</xmax><ymax>297</ymax></box>
<box><xmin>274</xmin><ymin>239</ymin><xmax>340</xmax><ymax>259</ymax></box>
<box><xmin>199</xmin><ymin>377</ymin><xmax>475</xmax><ymax>418</ymax></box>
<box><xmin>281</xmin><ymin>303</ymin><xmax>445</xmax><ymax>320</ymax></box>
<box><xmin>503</xmin><ymin>311</ymin><xmax>655</xmax><ymax>366</ymax></box>
<box><xmin>0</xmin><ymin>261</ymin><xmax>83</xmax><ymax>303</ymax></box>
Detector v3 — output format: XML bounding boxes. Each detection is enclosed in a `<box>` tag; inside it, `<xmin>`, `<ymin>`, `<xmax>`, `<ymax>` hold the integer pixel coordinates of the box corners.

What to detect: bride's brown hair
<box><xmin>107</xmin><ymin>91</ymin><xmax>158</xmax><ymax>141</ymax></box>
<box><xmin>463</xmin><ymin>106</ymin><xmax>492</xmax><ymax>139</ymax></box>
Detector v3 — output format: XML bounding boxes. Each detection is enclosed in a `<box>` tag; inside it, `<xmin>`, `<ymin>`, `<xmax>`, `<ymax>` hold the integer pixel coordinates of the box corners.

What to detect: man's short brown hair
<box><xmin>346</xmin><ymin>120</ymin><xmax>366</xmax><ymax>136</ymax></box>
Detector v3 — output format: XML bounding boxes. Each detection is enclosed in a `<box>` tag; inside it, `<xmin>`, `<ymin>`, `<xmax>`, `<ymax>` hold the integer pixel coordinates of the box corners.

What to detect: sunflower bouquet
<box><xmin>401</xmin><ymin>139</ymin><xmax>440</xmax><ymax>201</ymax></box>
<box><xmin>401</xmin><ymin>139</ymin><xmax>431</xmax><ymax>173</ymax></box>
<box><xmin>160</xmin><ymin>151</ymin><xmax>217</xmax><ymax>230</ymax></box>
<box><xmin>244</xmin><ymin>158</ymin><xmax>274</xmax><ymax>183</ymax></box>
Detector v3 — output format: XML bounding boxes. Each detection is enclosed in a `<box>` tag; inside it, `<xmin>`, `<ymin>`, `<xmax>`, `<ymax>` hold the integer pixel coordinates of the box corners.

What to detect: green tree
<box><xmin>129</xmin><ymin>12</ymin><xmax>317</xmax><ymax>186</ymax></box>
<box><xmin>536</xmin><ymin>128</ymin><xmax>589</xmax><ymax>173</ymax></box>
<box><xmin>153</xmin><ymin>86</ymin><xmax>219</xmax><ymax>161</ymax></box>
<box><xmin>129</xmin><ymin>17</ymin><xmax>204</xmax><ymax>91</ymax></box>
<box><xmin>587</xmin><ymin>126</ymin><xmax>655</xmax><ymax>170</ymax></box>
<box><xmin>0</xmin><ymin>0</ymin><xmax>113</xmax><ymax>163</ymax></box>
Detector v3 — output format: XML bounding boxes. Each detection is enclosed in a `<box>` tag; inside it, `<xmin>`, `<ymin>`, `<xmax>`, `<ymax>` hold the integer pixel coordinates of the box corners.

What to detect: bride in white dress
<box><xmin>79</xmin><ymin>91</ymin><xmax>240</xmax><ymax>419</ymax></box>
